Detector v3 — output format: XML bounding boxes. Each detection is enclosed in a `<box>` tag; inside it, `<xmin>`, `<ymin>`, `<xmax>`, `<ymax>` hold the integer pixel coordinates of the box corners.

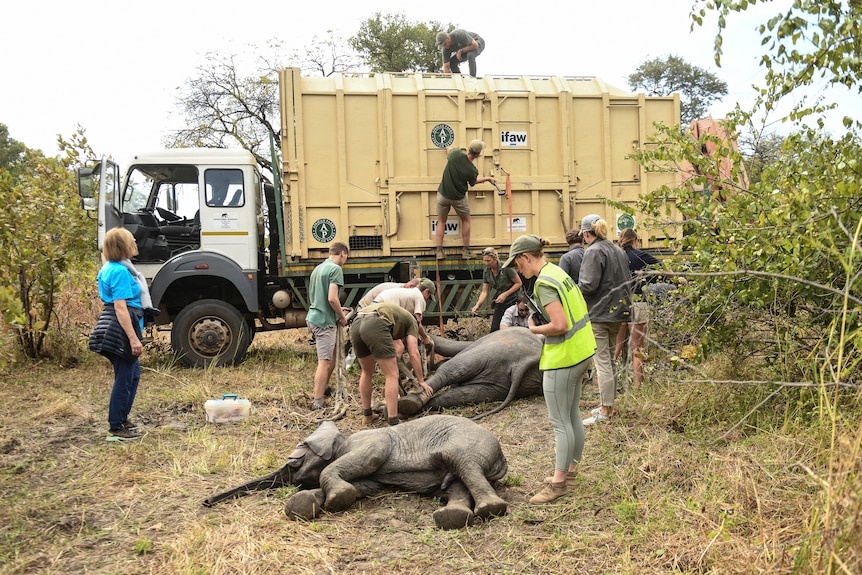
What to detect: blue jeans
<box><xmin>108</xmin><ymin>355</ymin><xmax>141</xmax><ymax>429</ymax></box>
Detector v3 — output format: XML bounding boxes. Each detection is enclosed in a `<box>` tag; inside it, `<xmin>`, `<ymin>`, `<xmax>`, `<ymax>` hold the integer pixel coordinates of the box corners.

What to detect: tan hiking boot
<box><xmin>436</xmin><ymin>247</ymin><xmax>445</xmax><ymax>260</ymax></box>
<box><xmin>362</xmin><ymin>413</ymin><xmax>380</xmax><ymax>426</ymax></box>
<box><xmin>529</xmin><ymin>481</ymin><xmax>569</xmax><ymax>504</ymax></box>
<box><xmin>462</xmin><ymin>247</ymin><xmax>472</xmax><ymax>259</ymax></box>
<box><xmin>542</xmin><ymin>470</ymin><xmax>577</xmax><ymax>486</ymax></box>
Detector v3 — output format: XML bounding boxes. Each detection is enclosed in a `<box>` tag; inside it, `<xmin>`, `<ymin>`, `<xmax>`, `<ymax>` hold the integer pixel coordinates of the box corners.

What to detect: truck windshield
<box><xmin>123</xmin><ymin>168</ymin><xmax>154</xmax><ymax>213</ymax></box>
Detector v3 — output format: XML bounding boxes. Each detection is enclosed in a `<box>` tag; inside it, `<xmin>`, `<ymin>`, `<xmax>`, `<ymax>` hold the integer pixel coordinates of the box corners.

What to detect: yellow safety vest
<box><xmin>534</xmin><ymin>263</ymin><xmax>596</xmax><ymax>370</ymax></box>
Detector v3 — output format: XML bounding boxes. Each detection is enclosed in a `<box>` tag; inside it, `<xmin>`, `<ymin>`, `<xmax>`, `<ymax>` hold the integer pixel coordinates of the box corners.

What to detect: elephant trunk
<box><xmin>203</xmin><ymin>464</ymin><xmax>293</xmax><ymax>507</ymax></box>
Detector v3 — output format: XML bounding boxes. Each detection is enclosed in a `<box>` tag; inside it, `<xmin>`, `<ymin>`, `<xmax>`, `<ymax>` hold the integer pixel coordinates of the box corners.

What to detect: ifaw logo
<box><xmin>431</xmin><ymin>220</ymin><xmax>460</xmax><ymax>235</ymax></box>
<box><xmin>501</xmin><ymin>131</ymin><xmax>528</xmax><ymax>147</ymax></box>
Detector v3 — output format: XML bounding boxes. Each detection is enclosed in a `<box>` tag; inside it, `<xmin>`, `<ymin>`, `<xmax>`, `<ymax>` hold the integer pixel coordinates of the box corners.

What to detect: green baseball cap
<box><xmin>502</xmin><ymin>235</ymin><xmax>545</xmax><ymax>268</ymax></box>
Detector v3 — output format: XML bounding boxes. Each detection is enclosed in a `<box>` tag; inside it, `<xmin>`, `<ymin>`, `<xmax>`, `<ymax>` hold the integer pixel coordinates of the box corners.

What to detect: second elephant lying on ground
<box><xmin>398</xmin><ymin>329</ymin><xmax>544</xmax><ymax>420</ymax></box>
<box><xmin>203</xmin><ymin>415</ymin><xmax>508</xmax><ymax>529</ymax></box>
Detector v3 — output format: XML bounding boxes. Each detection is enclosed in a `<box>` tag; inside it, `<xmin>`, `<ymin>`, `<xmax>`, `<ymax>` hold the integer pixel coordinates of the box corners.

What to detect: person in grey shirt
<box><xmin>436</xmin><ymin>29</ymin><xmax>486</xmax><ymax>77</ymax></box>
<box><xmin>578</xmin><ymin>215</ymin><xmax>632</xmax><ymax>425</ymax></box>
<box><xmin>558</xmin><ymin>229</ymin><xmax>585</xmax><ymax>282</ymax></box>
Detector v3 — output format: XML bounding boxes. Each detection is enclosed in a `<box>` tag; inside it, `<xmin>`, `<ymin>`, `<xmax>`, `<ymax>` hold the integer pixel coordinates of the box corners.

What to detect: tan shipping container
<box><xmin>278</xmin><ymin>67</ymin><xmax>679</xmax><ymax>262</ymax></box>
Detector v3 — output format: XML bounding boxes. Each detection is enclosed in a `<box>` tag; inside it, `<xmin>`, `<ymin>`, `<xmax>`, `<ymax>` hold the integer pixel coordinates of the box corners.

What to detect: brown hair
<box><xmin>618</xmin><ymin>228</ymin><xmax>639</xmax><ymax>249</ymax></box>
<box><xmin>329</xmin><ymin>242</ymin><xmax>349</xmax><ymax>256</ymax></box>
<box><xmin>565</xmin><ymin>230</ymin><xmax>582</xmax><ymax>245</ymax></box>
<box><xmin>102</xmin><ymin>228</ymin><xmax>138</xmax><ymax>262</ymax></box>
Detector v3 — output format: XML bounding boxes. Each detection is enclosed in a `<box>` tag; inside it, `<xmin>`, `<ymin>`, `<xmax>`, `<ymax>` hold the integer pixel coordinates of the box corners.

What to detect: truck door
<box><xmin>79</xmin><ymin>159</ymin><xmax>122</xmax><ymax>250</ymax></box>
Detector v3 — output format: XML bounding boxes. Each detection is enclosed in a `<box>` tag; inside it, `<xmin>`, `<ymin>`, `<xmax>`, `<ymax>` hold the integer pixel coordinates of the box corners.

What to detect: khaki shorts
<box><xmin>631</xmin><ymin>301</ymin><xmax>650</xmax><ymax>324</ymax></box>
<box><xmin>436</xmin><ymin>193</ymin><xmax>471</xmax><ymax>218</ymax></box>
<box><xmin>306</xmin><ymin>321</ymin><xmax>336</xmax><ymax>361</ymax></box>
<box><xmin>350</xmin><ymin>315</ymin><xmax>396</xmax><ymax>359</ymax></box>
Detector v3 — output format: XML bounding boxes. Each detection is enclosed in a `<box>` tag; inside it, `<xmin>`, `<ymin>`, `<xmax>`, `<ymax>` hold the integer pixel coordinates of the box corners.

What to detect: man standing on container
<box><xmin>434</xmin><ymin>140</ymin><xmax>496</xmax><ymax>260</ymax></box>
<box><xmin>307</xmin><ymin>242</ymin><xmax>350</xmax><ymax>411</ymax></box>
<box><xmin>436</xmin><ymin>29</ymin><xmax>485</xmax><ymax>77</ymax></box>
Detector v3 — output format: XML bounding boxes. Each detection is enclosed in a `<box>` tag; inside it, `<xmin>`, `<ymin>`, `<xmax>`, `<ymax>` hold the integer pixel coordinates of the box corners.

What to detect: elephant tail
<box><xmin>203</xmin><ymin>465</ymin><xmax>292</xmax><ymax>507</ymax></box>
<box><xmin>471</xmin><ymin>374</ymin><xmax>523</xmax><ymax>422</ymax></box>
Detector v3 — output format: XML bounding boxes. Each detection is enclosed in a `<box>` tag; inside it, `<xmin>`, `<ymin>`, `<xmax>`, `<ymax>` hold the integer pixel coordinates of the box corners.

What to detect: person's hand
<box><xmin>456</xmin><ymin>49</ymin><xmax>463</xmax><ymax>61</ymax></box>
<box><xmin>471</xmin><ymin>305</ymin><xmax>479</xmax><ymax>315</ymax></box>
<box><xmin>338</xmin><ymin>316</ymin><xmax>348</xmax><ymax>326</ymax></box>
<box><xmin>488</xmin><ymin>177</ymin><xmax>496</xmax><ymax>185</ymax></box>
<box><xmin>494</xmin><ymin>294</ymin><xmax>505</xmax><ymax>304</ymax></box>
<box><xmin>422</xmin><ymin>335</ymin><xmax>432</xmax><ymax>347</ymax></box>
<box><xmin>130</xmin><ymin>338</ymin><xmax>143</xmax><ymax>357</ymax></box>
<box><xmin>420</xmin><ymin>380</ymin><xmax>434</xmax><ymax>397</ymax></box>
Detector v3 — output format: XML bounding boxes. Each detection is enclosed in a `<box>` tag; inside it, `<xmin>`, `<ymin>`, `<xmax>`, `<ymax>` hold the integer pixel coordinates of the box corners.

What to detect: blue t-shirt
<box><xmin>98</xmin><ymin>261</ymin><xmax>142</xmax><ymax>309</ymax></box>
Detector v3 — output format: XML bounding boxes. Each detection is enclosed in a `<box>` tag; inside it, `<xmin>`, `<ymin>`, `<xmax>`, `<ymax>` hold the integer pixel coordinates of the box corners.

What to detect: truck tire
<box><xmin>172</xmin><ymin>299</ymin><xmax>251</xmax><ymax>368</ymax></box>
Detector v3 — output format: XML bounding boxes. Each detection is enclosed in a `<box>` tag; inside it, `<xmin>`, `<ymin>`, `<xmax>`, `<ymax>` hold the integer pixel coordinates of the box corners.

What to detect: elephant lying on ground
<box><xmin>398</xmin><ymin>329</ymin><xmax>543</xmax><ymax>420</ymax></box>
<box><xmin>204</xmin><ymin>415</ymin><xmax>508</xmax><ymax>529</ymax></box>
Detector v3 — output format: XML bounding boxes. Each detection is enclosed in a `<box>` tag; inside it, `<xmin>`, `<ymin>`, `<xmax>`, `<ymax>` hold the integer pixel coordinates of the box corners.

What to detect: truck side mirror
<box><xmin>77</xmin><ymin>165</ymin><xmax>97</xmax><ymax>211</ymax></box>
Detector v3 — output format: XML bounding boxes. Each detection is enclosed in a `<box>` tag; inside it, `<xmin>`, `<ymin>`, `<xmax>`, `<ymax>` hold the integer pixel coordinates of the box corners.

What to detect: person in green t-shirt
<box><xmin>306</xmin><ymin>242</ymin><xmax>350</xmax><ymax>411</ymax></box>
<box><xmin>434</xmin><ymin>140</ymin><xmax>497</xmax><ymax>261</ymax></box>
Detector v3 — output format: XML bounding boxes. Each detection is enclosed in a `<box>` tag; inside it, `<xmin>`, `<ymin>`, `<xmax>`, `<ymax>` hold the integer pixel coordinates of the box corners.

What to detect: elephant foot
<box><xmin>433</xmin><ymin>502</ymin><xmax>475</xmax><ymax>530</ymax></box>
<box><xmin>323</xmin><ymin>482</ymin><xmax>358</xmax><ymax>513</ymax></box>
<box><xmin>474</xmin><ymin>495</ymin><xmax>508</xmax><ymax>520</ymax></box>
<box><xmin>397</xmin><ymin>392</ymin><xmax>429</xmax><ymax>417</ymax></box>
<box><xmin>284</xmin><ymin>489</ymin><xmax>325</xmax><ymax>521</ymax></box>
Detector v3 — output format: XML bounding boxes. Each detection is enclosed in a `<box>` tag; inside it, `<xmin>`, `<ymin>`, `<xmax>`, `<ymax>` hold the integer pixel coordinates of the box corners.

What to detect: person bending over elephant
<box><xmin>351</xmin><ymin>302</ymin><xmax>433</xmax><ymax>426</ymax></box>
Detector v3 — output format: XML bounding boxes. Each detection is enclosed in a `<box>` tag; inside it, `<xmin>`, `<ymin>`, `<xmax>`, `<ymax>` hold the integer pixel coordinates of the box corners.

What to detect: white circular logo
<box><xmin>431</xmin><ymin>124</ymin><xmax>455</xmax><ymax>149</ymax></box>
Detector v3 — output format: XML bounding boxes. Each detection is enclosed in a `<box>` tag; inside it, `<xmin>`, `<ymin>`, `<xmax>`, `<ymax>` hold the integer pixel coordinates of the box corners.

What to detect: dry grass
<box><xmin>0</xmin><ymin>325</ymin><xmax>859</xmax><ymax>574</ymax></box>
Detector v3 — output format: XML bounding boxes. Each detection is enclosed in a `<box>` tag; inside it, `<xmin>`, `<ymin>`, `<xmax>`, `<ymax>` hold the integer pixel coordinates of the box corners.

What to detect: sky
<box><xmin>2</xmin><ymin>0</ymin><xmax>857</xmax><ymax>164</ymax></box>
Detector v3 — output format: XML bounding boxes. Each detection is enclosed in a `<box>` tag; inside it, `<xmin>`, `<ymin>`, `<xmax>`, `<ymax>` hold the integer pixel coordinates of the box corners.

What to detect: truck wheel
<box><xmin>172</xmin><ymin>300</ymin><xmax>251</xmax><ymax>368</ymax></box>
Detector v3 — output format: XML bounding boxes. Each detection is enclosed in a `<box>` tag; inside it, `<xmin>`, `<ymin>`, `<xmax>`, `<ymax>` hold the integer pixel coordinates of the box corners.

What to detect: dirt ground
<box><xmin>0</xmin><ymin>328</ymin><xmax>829</xmax><ymax>574</ymax></box>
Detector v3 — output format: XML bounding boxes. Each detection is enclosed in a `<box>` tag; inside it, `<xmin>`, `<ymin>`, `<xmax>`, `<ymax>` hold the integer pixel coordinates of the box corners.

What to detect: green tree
<box><xmin>0</xmin><ymin>123</ymin><xmax>26</xmax><ymax>171</ymax></box>
<box><xmin>0</xmin><ymin>126</ymin><xmax>96</xmax><ymax>360</ymax></box>
<box><xmin>350</xmin><ymin>12</ymin><xmax>452</xmax><ymax>73</ymax></box>
<box><xmin>167</xmin><ymin>52</ymin><xmax>282</xmax><ymax>174</ymax></box>
<box><xmin>631</xmin><ymin>3</ymin><xmax>862</xmax><ymax>569</ymax></box>
<box><xmin>628</xmin><ymin>54</ymin><xmax>729</xmax><ymax>125</ymax></box>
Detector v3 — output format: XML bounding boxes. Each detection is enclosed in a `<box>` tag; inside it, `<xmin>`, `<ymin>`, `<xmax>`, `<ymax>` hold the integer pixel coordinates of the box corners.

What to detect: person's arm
<box><xmin>415</xmin><ymin>314</ymin><xmax>432</xmax><ymax>345</ymax></box>
<box><xmin>457</xmin><ymin>39</ymin><xmax>480</xmax><ymax>59</ymax></box>
<box><xmin>472</xmin><ymin>283</ymin><xmax>490</xmax><ymax>314</ymax></box>
<box><xmin>405</xmin><ymin>335</ymin><xmax>433</xmax><ymax>396</ymax></box>
<box><xmin>113</xmin><ymin>299</ymin><xmax>143</xmax><ymax>357</ymax></box>
<box><xmin>529</xmin><ymin>299</ymin><xmax>568</xmax><ymax>338</ymax></box>
<box><xmin>495</xmin><ymin>270</ymin><xmax>522</xmax><ymax>304</ymax></box>
<box><xmin>476</xmin><ymin>175</ymin><xmax>496</xmax><ymax>185</ymax></box>
<box><xmin>327</xmin><ymin>283</ymin><xmax>347</xmax><ymax>326</ymax></box>
<box><xmin>500</xmin><ymin>306</ymin><xmax>514</xmax><ymax>329</ymax></box>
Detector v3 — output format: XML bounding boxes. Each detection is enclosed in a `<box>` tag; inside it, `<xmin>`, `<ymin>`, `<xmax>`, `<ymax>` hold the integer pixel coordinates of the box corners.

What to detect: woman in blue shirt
<box><xmin>89</xmin><ymin>228</ymin><xmax>146</xmax><ymax>441</ymax></box>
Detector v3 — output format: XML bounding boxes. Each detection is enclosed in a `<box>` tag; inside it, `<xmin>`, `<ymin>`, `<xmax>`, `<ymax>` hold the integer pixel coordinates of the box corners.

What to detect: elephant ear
<box><xmin>303</xmin><ymin>420</ymin><xmax>345</xmax><ymax>461</ymax></box>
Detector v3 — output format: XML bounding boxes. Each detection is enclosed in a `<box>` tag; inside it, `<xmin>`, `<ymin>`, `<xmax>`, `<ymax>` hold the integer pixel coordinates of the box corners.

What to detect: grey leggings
<box><xmin>543</xmin><ymin>358</ymin><xmax>590</xmax><ymax>472</ymax></box>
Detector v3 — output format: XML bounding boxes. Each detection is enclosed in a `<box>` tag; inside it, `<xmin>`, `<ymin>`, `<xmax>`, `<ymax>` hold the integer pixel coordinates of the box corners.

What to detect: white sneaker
<box><xmin>590</xmin><ymin>406</ymin><xmax>601</xmax><ymax>415</ymax></box>
<box><xmin>583</xmin><ymin>412</ymin><xmax>610</xmax><ymax>426</ymax></box>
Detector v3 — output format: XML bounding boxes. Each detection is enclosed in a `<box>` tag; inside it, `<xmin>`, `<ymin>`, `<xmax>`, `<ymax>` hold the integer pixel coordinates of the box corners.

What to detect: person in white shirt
<box><xmin>500</xmin><ymin>295</ymin><xmax>531</xmax><ymax>329</ymax></box>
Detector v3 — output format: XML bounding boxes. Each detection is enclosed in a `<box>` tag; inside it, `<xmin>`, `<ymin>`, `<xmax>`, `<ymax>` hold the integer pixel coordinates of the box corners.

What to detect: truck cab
<box><xmin>78</xmin><ymin>149</ymin><xmax>265</xmax><ymax>367</ymax></box>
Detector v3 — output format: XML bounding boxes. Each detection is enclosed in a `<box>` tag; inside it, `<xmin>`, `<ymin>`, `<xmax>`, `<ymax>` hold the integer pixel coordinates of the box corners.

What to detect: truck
<box><xmin>77</xmin><ymin>68</ymin><xmax>680</xmax><ymax>368</ymax></box>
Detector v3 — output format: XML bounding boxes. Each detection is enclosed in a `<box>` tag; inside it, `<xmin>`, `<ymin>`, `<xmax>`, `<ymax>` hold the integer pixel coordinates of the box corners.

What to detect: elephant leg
<box><xmin>433</xmin><ymin>479</ymin><xmax>475</xmax><ymax>530</ymax></box>
<box><xmin>284</xmin><ymin>489</ymin><xmax>325</xmax><ymax>521</ymax></box>
<box><xmin>426</xmin><ymin>384</ymin><xmax>502</xmax><ymax>411</ymax></box>
<box><xmin>322</xmin><ymin>480</ymin><xmax>358</xmax><ymax>512</ymax></box>
<box><xmin>398</xmin><ymin>391</ymin><xmax>431</xmax><ymax>416</ymax></box>
<box><xmin>443</xmin><ymin>452</ymin><xmax>508</xmax><ymax>520</ymax></box>
<box><xmin>320</xmin><ymin>443</ymin><xmax>390</xmax><ymax>512</ymax></box>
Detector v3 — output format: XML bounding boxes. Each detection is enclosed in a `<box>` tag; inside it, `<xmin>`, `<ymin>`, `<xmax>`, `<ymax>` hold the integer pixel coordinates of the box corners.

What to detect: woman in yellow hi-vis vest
<box><xmin>503</xmin><ymin>235</ymin><xmax>596</xmax><ymax>504</ymax></box>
